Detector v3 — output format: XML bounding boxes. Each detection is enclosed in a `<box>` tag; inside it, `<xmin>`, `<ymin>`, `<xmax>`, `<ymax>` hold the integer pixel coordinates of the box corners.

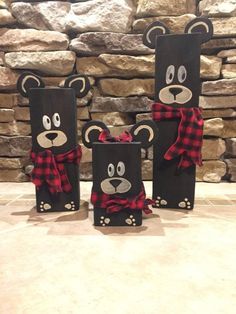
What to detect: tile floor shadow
<box><xmin>11</xmin><ymin>200</ymin><xmax>89</xmax><ymax>225</ymax></box>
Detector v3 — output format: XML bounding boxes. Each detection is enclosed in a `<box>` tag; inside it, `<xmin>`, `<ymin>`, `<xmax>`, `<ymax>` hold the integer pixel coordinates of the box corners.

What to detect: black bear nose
<box><xmin>46</xmin><ymin>132</ymin><xmax>58</xmax><ymax>141</ymax></box>
<box><xmin>110</xmin><ymin>179</ymin><xmax>121</xmax><ymax>189</ymax></box>
<box><xmin>169</xmin><ymin>87</ymin><xmax>183</xmax><ymax>97</ymax></box>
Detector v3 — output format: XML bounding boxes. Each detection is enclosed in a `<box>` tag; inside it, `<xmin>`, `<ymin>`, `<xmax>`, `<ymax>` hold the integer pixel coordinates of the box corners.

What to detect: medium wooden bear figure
<box><xmin>82</xmin><ymin>120</ymin><xmax>158</xmax><ymax>226</ymax></box>
<box><xmin>17</xmin><ymin>72</ymin><xmax>90</xmax><ymax>212</ymax></box>
<box><xmin>143</xmin><ymin>17</ymin><xmax>213</xmax><ymax>209</ymax></box>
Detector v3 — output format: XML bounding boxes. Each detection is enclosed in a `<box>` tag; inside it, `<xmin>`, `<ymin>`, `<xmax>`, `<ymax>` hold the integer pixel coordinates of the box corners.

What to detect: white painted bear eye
<box><xmin>52</xmin><ymin>113</ymin><xmax>61</xmax><ymax>127</ymax></box>
<box><xmin>107</xmin><ymin>163</ymin><xmax>115</xmax><ymax>177</ymax></box>
<box><xmin>166</xmin><ymin>65</ymin><xmax>175</xmax><ymax>84</ymax></box>
<box><xmin>117</xmin><ymin>161</ymin><xmax>125</xmax><ymax>176</ymax></box>
<box><xmin>178</xmin><ymin>65</ymin><xmax>187</xmax><ymax>83</ymax></box>
<box><xmin>42</xmin><ymin>115</ymin><xmax>51</xmax><ymax>130</ymax></box>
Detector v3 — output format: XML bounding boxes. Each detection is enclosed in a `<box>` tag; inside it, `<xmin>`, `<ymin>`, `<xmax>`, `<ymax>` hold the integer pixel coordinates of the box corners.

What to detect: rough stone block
<box><xmin>136</xmin><ymin>113</ymin><xmax>152</xmax><ymax>123</ymax></box>
<box><xmin>136</xmin><ymin>0</ymin><xmax>196</xmax><ymax>17</ymax></box>
<box><xmin>76</xmin><ymin>54</ymin><xmax>155</xmax><ymax>77</ymax></box>
<box><xmin>0</xmin><ymin>122</ymin><xmax>31</xmax><ymax>136</ymax></box>
<box><xmin>0</xmin><ymin>9</ymin><xmax>15</xmax><ymax>26</ymax></box>
<box><xmin>91</xmin><ymin>112</ymin><xmax>134</xmax><ymax>126</ymax></box>
<box><xmin>0</xmin><ymin>157</ymin><xmax>23</xmax><ymax>169</ymax></box>
<box><xmin>90</xmin><ymin>96</ymin><xmax>152</xmax><ymax>112</ymax></box>
<box><xmin>222</xmin><ymin>64</ymin><xmax>236</xmax><ymax>79</ymax></box>
<box><xmin>0</xmin><ymin>169</ymin><xmax>28</xmax><ymax>182</ymax></box>
<box><xmin>200</xmin><ymin>95</ymin><xmax>236</xmax><ymax>109</ymax></box>
<box><xmin>0</xmin><ymin>28</ymin><xmax>69</xmax><ymax>52</ymax></box>
<box><xmin>15</xmin><ymin>107</ymin><xmax>30</xmax><ymax>121</ymax></box>
<box><xmin>80</xmin><ymin>162</ymin><xmax>92</xmax><ymax>181</ymax></box>
<box><xmin>222</xmin><ymin>120</ymin><xmax>236</xmax><ymax>138</ymax></box>
<box><xmin>225</xmin><ymin>158</ymin><xmax>236</xmax><ymax>181</ymax></box>
<box><xmin>196</xmin><ymin>160</ymin><xmax>226</xmax><ymax>183</ymax></box>
<box><xmin>202</xmin><ymin>79</ymin><xmax>236</xmax><ymax>96</ymax></box>
<box><xmin>225</xmin><ymin>138</ymin><xmax>236</xmax><ymax>157</ymax></box>
<box><xmin>211</xmin><ymin>17</ymin><xmax>236</xmax><ymax>37</ymax></box>
<box><xmin>200</xmin><ymin>55</ymin><xmax>222</xmax><ymax>80</ymax></box>
<box><xmin>0</xmin><ymin>109</ymin><xmax>14</xmax><ymax>122</ymax></box>
<box><xmin>69</xmin><ymin>0</ymin><xmax>135</xmax><ymax>33</ymax></box>
<box><xmin>0</xmin><ymin>93</ymin><xmax>18</xmax><ymax>108</ymax></box>
<box><xmin>77</xmin><ymin>106</ymin><xmax>90</xmax><ymax>120</ymax></box>
<box><xmin>70</xmin><ymin>33</ymin><xmax>153</xmax><ymax>56</ymax></box>
<box><xmin>99</xmin><ymin>78</ymin><xmax>154</xmax><ymax>97</ymax></box>
<box><xmin>0</xmin><ymin>67</ymin><xmax>18</xmax><ymax>90</ymax></box>
<box><xmin>203</xmin><ymin>118</ymin><xmax>224</xmax><ymax>137</ymax></box>
<box><xmin>202</xmin><ymin>138</ymin><xmax>226</xmax><ymax>160</ymax></box>
<box><xmin>141</xmin><ymin>159</ymin><xmax>152</xmax><ymax>181</ymax></box>
<box><xmin>199</xmin><ymin>0</ymin><xmax>236</xmax><ymax>17</ymax></box>
<box><xmin>4</xmin><ymin>51</ymin><xmax>76</xmax><ymax>76</ymax></box>
<box><xmin>0</xmin><ymin>136</ymin><xmax>31</xmax><ymax>157</ymax></box>
<box><xmin>202</xmin><ymin>109</ymin><xmax>236</xmax><ymax>119</ymax></box>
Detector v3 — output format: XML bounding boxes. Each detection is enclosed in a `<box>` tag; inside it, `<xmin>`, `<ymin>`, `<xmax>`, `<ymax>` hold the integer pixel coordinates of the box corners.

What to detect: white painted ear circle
<box><xmin>108</xmin><ymin>163</ymin><xmax>115</xmax><ymax>177</ymax></box>
<box><xmin>166</xmin><ymin>65</ymin><xmax>175</xmax><ymax>85</ymax></box>
<box><xmin>187</xmin><ymin>21</ymin><xmax>209</xmax><ymax>34</ymax></box>
<box><xmin>22</xmin><ymin>75</ymin><xmax>41</xmax><ymax>94</ymax></box>
<box><xmin>146</xmin><ymin>25</ymin><xmax>167</xmax><ymax>44</ymax></box>
<box><xmin>134</xmin><ymin>125</ymin><xmax>154</xmax><ymax>143</ymax></box>
<box><xmin>68</xmin><ymin>77</ymin><xmax>85</xmax><ymax>93</ymax></box>
<box><xmin>117</xmin><ymin>162</ymin><xmax>125</xmax><ymax>176</ymax></box>
<box><xmin>84</xmin><ymin>125</ymin><xmax>103</xmax><ymax>143</ymax></box>
<box><xmin>42</xmin><ymin>115</ymin><xmax>51</xmax><ymax>130</ymax></box>
<box><xmin>178</xmin><ymin>65</ymin><xmax>187</xmax><ymax>83</ymax></box>
<box><xmin>52</xmin><ymin>113</ymin><xmax>60</xmax><ymax>128</ymax></box>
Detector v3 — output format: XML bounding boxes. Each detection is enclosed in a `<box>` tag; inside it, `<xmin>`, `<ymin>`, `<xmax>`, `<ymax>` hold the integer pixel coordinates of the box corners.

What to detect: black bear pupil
<box><xmin>169</xmin><ymin>73</ymin><xmax>173</xmax><ymax>80</ymax></box>
<box><xmin>47</xmin><ymin>118</ymin><xmax>50</xmax><ymax>123</ymax></box>
<box><xmin>118</xmin><ymin>166</ymin><xmax>121</xmax><ymax>172</ymax></box>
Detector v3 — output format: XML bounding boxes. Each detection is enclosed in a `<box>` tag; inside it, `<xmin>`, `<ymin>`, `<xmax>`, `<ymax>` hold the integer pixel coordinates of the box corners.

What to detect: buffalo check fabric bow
<box><xmin>30</xmin><ymin>146</ymin><xmax>82</xmax><ymax>194</ymax></box>
<box><xmin>152</xmin><ymin>103</ymin><xmax>204</xmax><ymax>169</ymax></box>
<box><xmin>98</xmin><ymin>129</ymin><xmax>133</xmax><ymax>143</ymax></box>
<box><xmin>91</xmin><ymin>183</ymin><xmax>155</xmax><ymax>215</ymax></box>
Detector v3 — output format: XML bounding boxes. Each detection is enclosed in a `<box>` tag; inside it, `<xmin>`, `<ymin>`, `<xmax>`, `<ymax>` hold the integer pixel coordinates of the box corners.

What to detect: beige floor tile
<box><xmin>0</xmin><ymin>182</ymin><xmax>236</xmax><ymax>314</ymax></box>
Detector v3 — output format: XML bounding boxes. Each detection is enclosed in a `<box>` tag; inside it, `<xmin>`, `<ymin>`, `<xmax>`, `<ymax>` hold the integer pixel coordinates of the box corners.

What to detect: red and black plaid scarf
<box><xmin>152</xmin><ymin>103</ymin><xmax>203</xmax><ymax>169</ymax></box>
<box><xmin>91</xmin><ymin>183</ymin><xmax>154</xmax><ymax>215</ymax></box>
<box><xmin>98</xmin><ymin>129</ymin><xmax>133</xmax><ymax>143</ymax></box>
<box><xmin>30</xmin><ymin>146</ymin><xmax>82</xmax><ymax>194</ymax></box>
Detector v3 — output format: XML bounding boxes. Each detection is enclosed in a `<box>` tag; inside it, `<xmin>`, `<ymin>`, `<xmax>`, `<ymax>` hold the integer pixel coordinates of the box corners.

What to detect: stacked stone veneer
<box><xmin>0</xmin><ymin>0</ymin><xmax>236</xmax><ymax>182</ymax></box>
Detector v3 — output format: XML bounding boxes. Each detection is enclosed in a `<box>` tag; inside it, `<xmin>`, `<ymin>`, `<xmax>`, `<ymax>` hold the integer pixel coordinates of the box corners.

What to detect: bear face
<box><xmin>82</xmin><ymin>120</ymin><xmax>158</xmax><ymax>197</ymax></box>
<box><xmin>143</xmin><ymin>17</ymin><xmax>213</xmax><ymax>108</ymax></box>
<box><xmin>92</xmin><ymin>143</ymin><xmax>142</xmax><ymax>196</ymax></box>
<box><xmin>17</xmin><ymin>72</ymin><xmax>90</xmax><ymax>154</ymax></box>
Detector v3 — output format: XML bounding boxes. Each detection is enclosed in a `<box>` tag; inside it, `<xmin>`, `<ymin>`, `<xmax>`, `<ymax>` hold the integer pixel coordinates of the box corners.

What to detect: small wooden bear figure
<box><xmin>82</xmin><ymin>120</ymin><xmax>158</xmax><ymax>226</ymax></box>
<box><xmin>143</xmin><ymin>17</ymin><xmax>213</xmax><ymax>209</ymax></box>
<box><xmin>17</xmin><ymin>72</ymin><xmax>90</xmax><ymax>212</ymax></box>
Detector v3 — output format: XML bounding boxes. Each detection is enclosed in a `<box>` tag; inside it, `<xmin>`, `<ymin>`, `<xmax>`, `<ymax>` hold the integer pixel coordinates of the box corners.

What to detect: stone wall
<box><xmin>0</xmin><ymin>0</ymin><xmax>235</xmax><ymax>182</ymax></box>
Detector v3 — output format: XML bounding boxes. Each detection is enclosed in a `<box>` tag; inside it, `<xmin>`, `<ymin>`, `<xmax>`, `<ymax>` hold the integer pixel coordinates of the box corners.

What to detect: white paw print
<box><xmin>39</xmin><ymin>201</ymin><xmax>51</xmax><ymax>212</ymax></box>
<box><xmin>65</xmin><ymin>201</ymin><xmax>76</xmax><ymax>211</ymax></box>
<box><xmin>178</xmin><ymin>198</ymin><xmax>191</xmax><ymax>209</ymax></box>
<box><xmin>100</xmin><ymin>216</ymin><xmax>110</xmax><ymax>226</ymax></box>
<box><xmin>156</xmin><ymin>196</ymin><xmax>167</xmax><ymax>207</ymax></box>
<box><xmin>125</xmin><ymin>215</ymin><xmax>136</xmax><ymax>226</ymax></box>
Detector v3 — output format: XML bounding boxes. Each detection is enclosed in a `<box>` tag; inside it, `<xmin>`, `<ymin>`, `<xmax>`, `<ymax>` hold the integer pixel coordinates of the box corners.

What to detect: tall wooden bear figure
<box><xmin>143</xmin><ymin>17</ymin><xmax>213</xmax><ymax>209</ymax></box>
<box><xmin>17</xmin><ymin>72</ymin><xmax>90</xmax><ymax>212</ymax></box>
<box><xmin>82</xmin><ymin>120</ymin><xmax>158</xmax><ymax>226</ymax></box>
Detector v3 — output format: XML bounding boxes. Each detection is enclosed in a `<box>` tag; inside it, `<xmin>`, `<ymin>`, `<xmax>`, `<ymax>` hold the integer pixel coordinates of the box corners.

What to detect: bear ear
<box><xmin>82</xmin><ymin>120</ymin><xmax>109</xmax><ymax>148</ymax></box>
<box><xmin>184</xmin><ymin>17</ymin><xmax>213</xmax><ymax>43</ymax></box>
<box><xmin>64</xmin><ymin>74</ymin><xmax>90</xmax><ymax>98</ymax></box>
<box><xmin>17</xmin><ymin>72</ymin><xmax>45</xmax><ymax>98</ymax></box>
<box><xmin>130</xmin><ymin>120</ymin><xmax>158</xmax><ymax>148</ymax></box>
<box><xmin>143</xmin><ymin>21</ymin><xmax>170</xmax><ymax>49</ymax></box>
